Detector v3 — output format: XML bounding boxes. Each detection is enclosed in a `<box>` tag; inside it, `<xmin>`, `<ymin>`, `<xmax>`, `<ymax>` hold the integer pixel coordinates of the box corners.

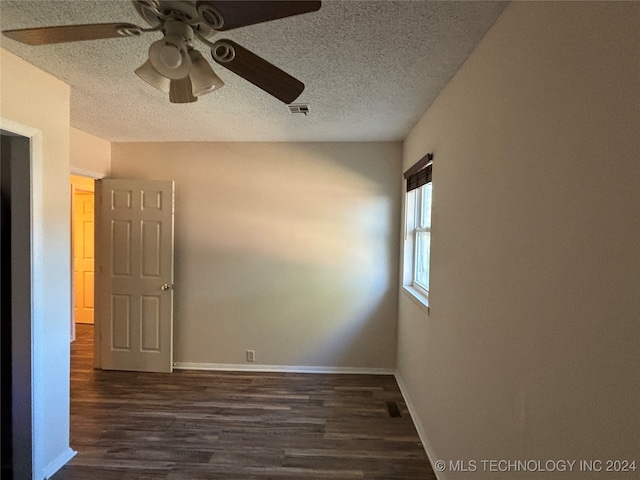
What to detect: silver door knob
<box><xmin>160</xmin><ymin>283</ymin><xmax>171</xmax><ymax>291</ymax></box>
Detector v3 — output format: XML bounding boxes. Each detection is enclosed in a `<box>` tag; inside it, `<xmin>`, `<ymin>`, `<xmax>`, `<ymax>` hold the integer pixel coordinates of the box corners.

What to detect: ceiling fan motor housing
<box><xmin>135</xmin><ymin>1</ymin><xmax>196</xmax><ymax>26</ymax></box>
<box><xmin>162</xmin><ymin>17</ymin><xmax>195</xmax><ymax>45</ymax></box>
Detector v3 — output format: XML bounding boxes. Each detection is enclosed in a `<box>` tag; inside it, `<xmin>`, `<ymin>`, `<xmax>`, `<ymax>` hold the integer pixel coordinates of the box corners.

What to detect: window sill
<box><xmin>402</xmin><ymin>286</ymin><xmax>430</xmax><ymax>315</ymax></box>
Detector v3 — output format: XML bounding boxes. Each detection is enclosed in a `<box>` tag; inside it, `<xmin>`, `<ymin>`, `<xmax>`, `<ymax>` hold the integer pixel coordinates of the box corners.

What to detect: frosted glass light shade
<box><xmin>159</xmin><ymin>44</ymin><xmax>183</xmax><ymax>69</ymax></box>
<box><xmin>135</xmin><ymin>60</ymin><xmax>170</xmax><ymax>94</ymax></box>
<box><xmin>149</xmin><ymin>37</ymin><xmax>191</xmax><ymax>80</ymax></box>
<box><xmin>188</xmin><ymin>49</ymin><xmax>224</xmax><ymax>96</ymax></box>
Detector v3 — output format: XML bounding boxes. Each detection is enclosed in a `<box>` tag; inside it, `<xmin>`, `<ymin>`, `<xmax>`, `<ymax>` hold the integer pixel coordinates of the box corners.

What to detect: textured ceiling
<box><xmin>0</xmin><ymin>1</ymin><xmax>507</xmax><ymax>142</ymax></box>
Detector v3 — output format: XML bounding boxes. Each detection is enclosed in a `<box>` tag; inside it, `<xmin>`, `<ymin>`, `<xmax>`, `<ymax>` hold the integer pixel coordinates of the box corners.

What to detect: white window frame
<box><xmin>403</xmin><ymin>182</ymin><xmax>432</xmax><ymax>311</ymax></box>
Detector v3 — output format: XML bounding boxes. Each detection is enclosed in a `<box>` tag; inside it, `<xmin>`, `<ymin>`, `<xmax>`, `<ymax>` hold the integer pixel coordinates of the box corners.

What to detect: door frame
<box><xmin>70</xmin><ymin>175</ymin><xmax>97</xmax><ymax>337</ymax></box>
<box><xmin>0</xmin><ymin>118</ymin><xmax>42</xmax><ymax>480</ymax></box>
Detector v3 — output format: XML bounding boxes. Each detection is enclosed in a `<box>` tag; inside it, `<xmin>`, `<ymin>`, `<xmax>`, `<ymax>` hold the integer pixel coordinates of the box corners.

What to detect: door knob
<box><xmin>160</xmin><ymin>283</ymin><xmax>172</xmax><ymax>291</ymax></box>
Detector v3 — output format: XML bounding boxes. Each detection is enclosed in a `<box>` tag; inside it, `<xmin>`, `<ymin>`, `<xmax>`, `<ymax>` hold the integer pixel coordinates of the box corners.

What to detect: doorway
<box><xmin>70</xmin><ymin>176</ymin><xmax>95</xmax><ymax>324</ymax></box>
<box><xmin>1</xmin><ymin>130</ymin><xmax>33</xmax><ymax>480</ymax></box>
<box><xmin>70</xmin><ymin>175</ymin><xmax>95</xmax><ymax>358</ymax></box>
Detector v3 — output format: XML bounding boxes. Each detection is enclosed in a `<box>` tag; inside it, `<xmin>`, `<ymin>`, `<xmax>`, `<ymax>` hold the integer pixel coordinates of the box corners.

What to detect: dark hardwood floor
<box><xmin>52</xmin><ymin>324</ymin><xmax>436</xmax><ymax>479</ymax></box>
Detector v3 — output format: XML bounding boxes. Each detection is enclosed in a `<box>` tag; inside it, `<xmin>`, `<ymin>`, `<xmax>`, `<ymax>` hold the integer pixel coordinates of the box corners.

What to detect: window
<box><xmin>402</xmin><ymin>154</ymin><xmax>433</xmax><ymax>307</ymax></box>
<box><xmin>413</xmin><ymin>183</ymin><xmax>432</xmax><ymax>294</ymax></box>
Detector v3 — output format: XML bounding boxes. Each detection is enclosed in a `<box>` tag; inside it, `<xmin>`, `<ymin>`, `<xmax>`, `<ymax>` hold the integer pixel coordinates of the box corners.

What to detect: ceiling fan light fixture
<box><xmin>2</xmin><ymin>2</ymin><xmax>320</xmax><ymax>105</ymax></box>
<box><xmin>149</xmin><ymin>37</ymin><xmax>191</xmax><ymax>79</ymax></box>
<box><xmin>135</xmin><ymin>59</ymin><xmax>170</xmax><ymax>93</ymax></box>
<box><xmin>147</xmin><ymin>19</ymin><xmax>195</xmax><ymax>80</ymax></box>
<box><xmin>188</xmin><ymin>49</ymin><xmax>224</xmax><ymax>96</ymax></box>
<box><xmin>159</xmin><ymin>44</ymin><xmax>183</xmax><ymax>69</ymax></box>
<box><xmin>169</xmin><ymin>76</ymin><xmax>198</xmax><ymax>103</ymax></box>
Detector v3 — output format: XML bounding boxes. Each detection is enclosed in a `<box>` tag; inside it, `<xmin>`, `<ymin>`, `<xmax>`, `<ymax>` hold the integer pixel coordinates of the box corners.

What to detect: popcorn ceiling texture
<box><xmin>0</xmin><ymin>0</ymin><xmax>507</xmax><ymax>142</ymax></box>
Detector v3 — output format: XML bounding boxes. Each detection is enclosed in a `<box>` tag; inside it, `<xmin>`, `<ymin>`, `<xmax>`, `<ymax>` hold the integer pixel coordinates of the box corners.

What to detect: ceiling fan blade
<box><xmin>211</xmin><ymin>39</ymin><xmax>304</xmax><ymax>104</ymax></box>
<box><xmin>197</xmin><ymin>1</ymin><xmax>321</xmax><ymax>31</ymax></box>
<box><xmin>170</xmin><ymin>77</ymin><xmax>198</xmax><ymax>104</ymax></box>
<box><xmin>2</xmin><ymin>23</ymin><xmax>143</xmax><ymax>45</ymax></box>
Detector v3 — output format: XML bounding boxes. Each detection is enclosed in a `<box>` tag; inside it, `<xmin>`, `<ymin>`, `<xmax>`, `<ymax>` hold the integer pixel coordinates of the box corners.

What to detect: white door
<box><xmin>96</xmin><ymin>179</ymin><xmax>175</xmax><ymax>373</ymax></box>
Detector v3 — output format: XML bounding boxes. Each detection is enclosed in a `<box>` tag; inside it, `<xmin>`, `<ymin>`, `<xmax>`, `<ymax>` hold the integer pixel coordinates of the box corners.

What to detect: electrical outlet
<box><xmin>246</xmin><ymin>350</ymin><xmax>255</xmax><ymax>362</ymax></box>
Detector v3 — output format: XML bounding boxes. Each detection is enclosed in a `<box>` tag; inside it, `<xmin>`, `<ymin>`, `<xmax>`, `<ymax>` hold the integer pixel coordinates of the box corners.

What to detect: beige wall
<box><xmin>0</xmin><ymin>48</ymin><xmax>74</xmax><ymax>478</ymax></box>
<box><xmin>397</xmin><ymin>2</ymin><xmax>640</xmax><ymax>478</ymax></box>
<box><xmin>70</xmin><ymin>127</ymin><xmax>111</xmax><ymax>177</ymax></box>
<box><xmin>112</xmin><ymin>142</ymin><xmax>401</xmax><ymax>370</ymax></box>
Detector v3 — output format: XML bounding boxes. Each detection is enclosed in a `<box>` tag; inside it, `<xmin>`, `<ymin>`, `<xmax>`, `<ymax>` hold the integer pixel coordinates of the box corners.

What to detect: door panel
<box><xmin>73</xmin><ymin>190</ymin><xmax>95</xmax><ymax>324</ymax></box>
<box><xmin>83</xmin><ymin>271</ymin><xmax>94</xmax><ymax>309</ymax></box>
<box><xmin>141</xmin><ymin>221</ymin><xmax>162</xmax><ymax>277</ymax></box>
<box><xmin>96</xmin><ymin>179</ymin><xmax>175</xmax><ymax>373</ymax></box>
<box><xmin>112</xmin><ymin>220</ymin><xmax>132</xmax><ymax>275</ymax></box>
<box><xmin>141</xmin><ymin>296</ymin><xmax>161</xmax><ymax>351</ymax></box>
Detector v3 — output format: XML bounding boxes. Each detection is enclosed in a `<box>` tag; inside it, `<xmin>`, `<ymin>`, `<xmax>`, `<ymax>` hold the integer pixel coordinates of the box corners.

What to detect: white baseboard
<box><xmin>394</xmin><ymin>373</ymin><xmax>446</xmax><ymax>480</ymax></box>
<box><xmin>42</xmin><ymin>447</ymin><xmax>76</xmax><ymax>480</ymax></box>
<box><xmin>173</xmin><ymin>362</ymin><xmax>394</xmax><ymax>376</ymax></box>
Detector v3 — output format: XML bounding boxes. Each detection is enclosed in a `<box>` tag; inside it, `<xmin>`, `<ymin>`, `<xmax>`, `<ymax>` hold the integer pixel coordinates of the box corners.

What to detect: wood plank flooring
<box><xmin>52</xmin><ymin>324</ymin><xmax>436</xmax><ymax>479</ymax></box>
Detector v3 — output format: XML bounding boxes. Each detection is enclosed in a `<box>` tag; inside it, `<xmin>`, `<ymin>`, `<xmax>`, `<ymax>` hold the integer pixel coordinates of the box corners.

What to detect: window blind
<box><xmin>403</xmin><ymin>153</ymin><xmax>433</xmax><ymax>192</ymax></box>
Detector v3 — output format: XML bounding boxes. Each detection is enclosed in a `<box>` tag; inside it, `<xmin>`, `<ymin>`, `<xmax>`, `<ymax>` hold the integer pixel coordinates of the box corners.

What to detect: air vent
<box><xmin>288</xmin><ymin>104</ymin><xmax>309</xmax><ymax>115</ymax></box>
<box><xmin>386</xmin><ymin>401</ymin><xmax>402</xmax><ymax>418</ymax></box>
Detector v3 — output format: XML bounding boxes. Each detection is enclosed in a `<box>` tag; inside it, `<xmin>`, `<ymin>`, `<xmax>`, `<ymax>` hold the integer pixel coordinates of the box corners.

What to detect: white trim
<box><xmin>29</xmin><ymin>126</ymin><xmax>44</xmax><ymax>480</ymax></box>
<box><xmin>173</xmin><ymin>362</ymin><xmax>394</xmax><ymax>375</ymax></box>
<box><xmin>42</xmin><ymin>448</ymin><xmax>76</xmax><ymax>480</ymax></box>
<box><xmin>395</xmin><ymin>373</ymin><xmax>445</xmax><ymax>480</ymax></box>
<box><xmin>69</xmin><ymin>166</ymin><xmax>106</xmax><ymax>179</ymax></box>
<box><xmin>1</xmin><ymin>117</ymin><xmax>42</xmax><ymax>480</ymax></box>
<box><xmin>402</xmin><ymin>285</ymin><xmax>430</xmax><ymax>315</ymax></box>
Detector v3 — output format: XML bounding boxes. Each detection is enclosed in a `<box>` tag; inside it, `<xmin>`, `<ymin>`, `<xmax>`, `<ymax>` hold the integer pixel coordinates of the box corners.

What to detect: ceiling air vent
<box><xmin>288</xmin><ymin>104</ymin><xmax>309</xmax><ymax>115</ymax></box>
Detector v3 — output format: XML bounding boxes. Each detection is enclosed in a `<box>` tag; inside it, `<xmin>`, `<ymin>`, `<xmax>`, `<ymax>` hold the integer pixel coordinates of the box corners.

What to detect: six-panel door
<box><xmin>96</xmin><ymin>179</ymin><xmax>175</xmax><ymax>373</ymax></box>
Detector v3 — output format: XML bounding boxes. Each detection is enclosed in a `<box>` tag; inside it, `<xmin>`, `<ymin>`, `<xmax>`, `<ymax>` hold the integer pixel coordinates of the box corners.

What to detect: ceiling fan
<box><xmin>2</xmin><ymin>0</ymin><xmax>321</xmax><ymax>104</ymax></box>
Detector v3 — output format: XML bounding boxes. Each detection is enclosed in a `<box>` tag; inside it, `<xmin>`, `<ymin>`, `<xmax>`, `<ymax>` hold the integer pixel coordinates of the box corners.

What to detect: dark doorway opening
<box><xmin>1</xmin><ymin>130</ymin><xmax>33</xmax><ymax>480</ymax></box>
